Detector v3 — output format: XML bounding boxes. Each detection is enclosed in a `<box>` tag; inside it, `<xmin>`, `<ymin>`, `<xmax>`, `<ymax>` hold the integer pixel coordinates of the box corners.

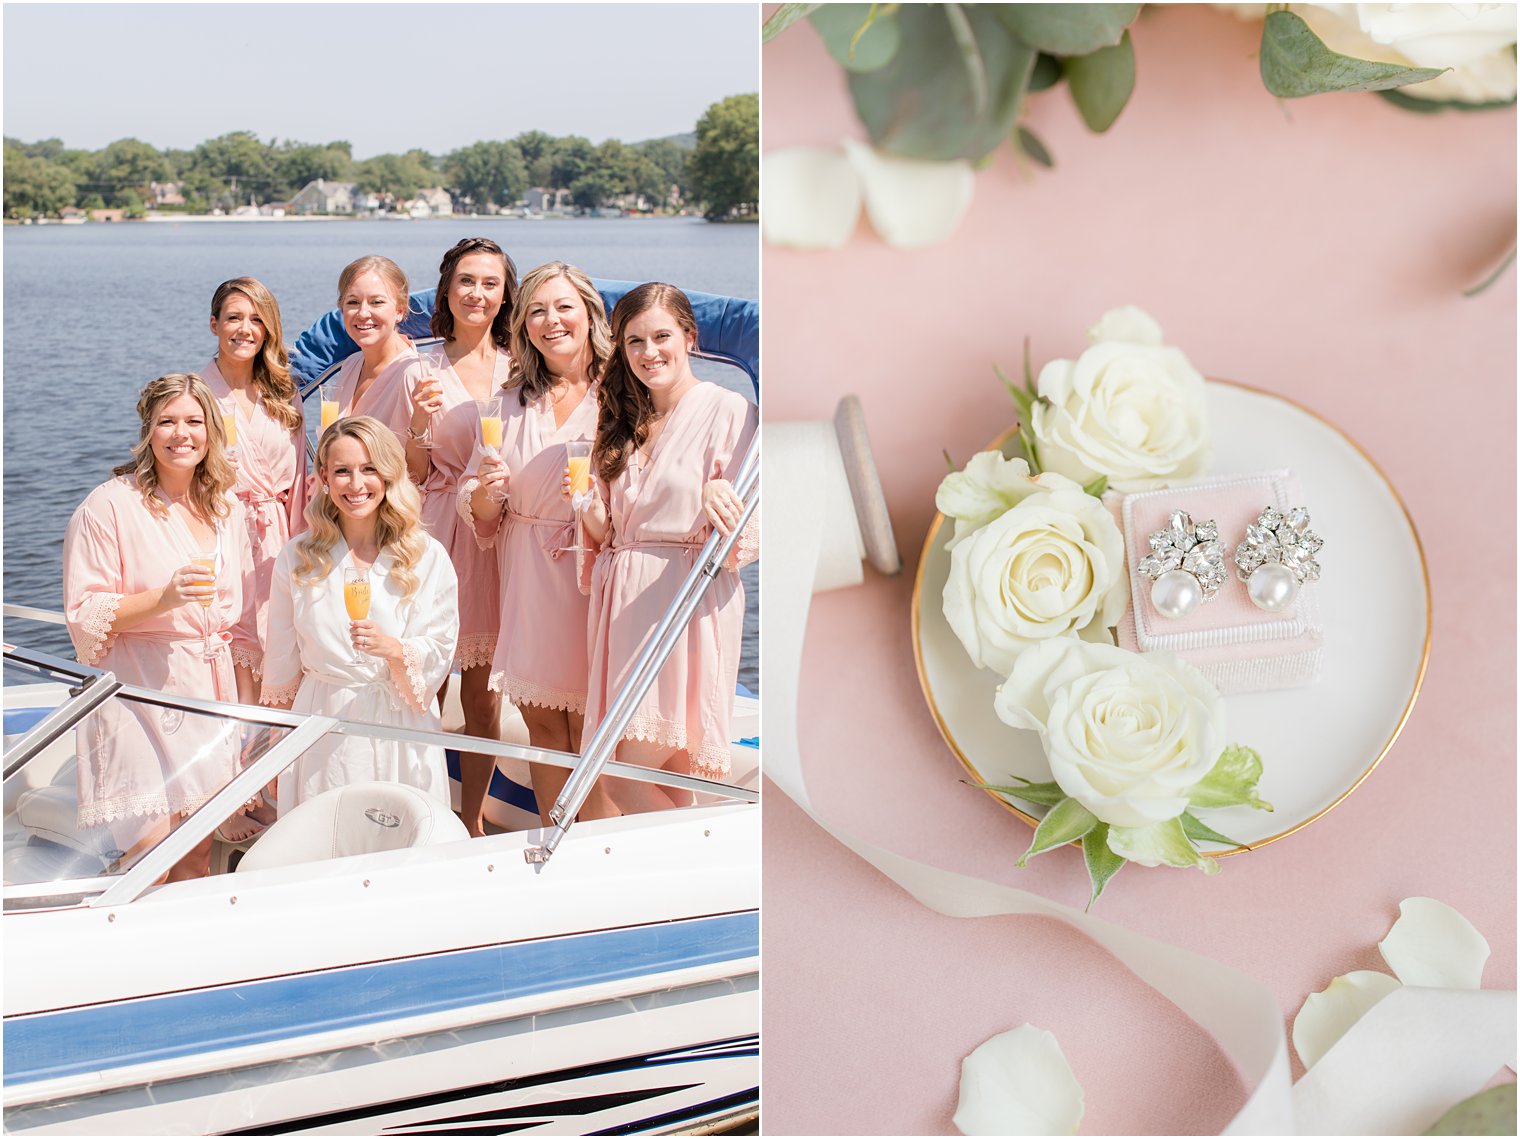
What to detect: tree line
<box><xmin>4</xmin><ymin>94</ymin><xmax>757</xmax><ymax>222</ymax></box>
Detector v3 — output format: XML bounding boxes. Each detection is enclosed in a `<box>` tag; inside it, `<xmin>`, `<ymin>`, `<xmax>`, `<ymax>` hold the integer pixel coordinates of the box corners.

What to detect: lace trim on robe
<box><xmin>725</xmin><ymin>511</ymin><xmax>760</xmax><ymax>572</ymax></box>
<box><xmin>78</xmin><ymin>788</ymin><xmax>222</xmax><ymax>830</ymax></box>
<box><xmin>456</xmin><ymin>633</ymin><xmax>497</xmax><ymax>673</ymax></box>
<box><xmin>457</xmin><ymin>477</ymin><xmax>499</xmax><ymax>551</ymax></box>
<box><xmin>258</xmin><ymin>677</ymin><xmax>302</xmax><ymax>706</ymax></box>
<box><xmin>490</xmin><ymin>671</ymin><xmax>588</xmax><ymax>715</ymax></box>
<box><xmin>74</xmin><ymin>592</ymin><xmax>123</xmax><ymax>667</ymax></box>
<box><xmin>390</xmin><ymin>640</ymin><xmax>429</xmax><ymax>713</ymax></box>
<box><xmin>618</xmin><ymin>711</ymin><xmax>732</xmax><ymax>781</ymax></box>
<box><xmin>231</xmin><ymin>645</ymin><xmax>264</xmax><ymax>676</ymax></box>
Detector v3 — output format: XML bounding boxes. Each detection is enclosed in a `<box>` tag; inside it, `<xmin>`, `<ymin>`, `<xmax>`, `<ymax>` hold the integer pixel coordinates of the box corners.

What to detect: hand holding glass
<box><xmin>190</xmin><ymin>553</ymin><xmax>217</xmax><ymax>661</ymax></box>
<box><xmin>411</xmin><ymin>364</ymin><xmax>442</xmax><ymax>449</ymax></box>
<box><xmin>563</xmin><ymin>440</ymin><xmax>593</xmax><ymax>554</ymax></box>
<box><xmin>344</xmin><ymin>568</ymin><xmax>372</xmax><ymax>664</ymax></box>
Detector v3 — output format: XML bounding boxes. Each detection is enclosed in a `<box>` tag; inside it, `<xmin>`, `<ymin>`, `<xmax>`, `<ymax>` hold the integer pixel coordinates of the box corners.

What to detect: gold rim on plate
<box><xmin>909</xmin><ymin>378</ymin><xmax>1432</xmax><ymax>857</ymax></box>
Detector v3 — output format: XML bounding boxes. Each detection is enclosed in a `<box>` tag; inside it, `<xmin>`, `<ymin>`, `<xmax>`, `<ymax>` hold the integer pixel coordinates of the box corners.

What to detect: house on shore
<box><xmin>290</xmin><ymin>178</ymin><xmax>356</xmax><ymax>215</ymax></box>
<box><xmin>403</xmin><ymin>187</ymin><xmax>454</xmax><ymax>219</ymax></box>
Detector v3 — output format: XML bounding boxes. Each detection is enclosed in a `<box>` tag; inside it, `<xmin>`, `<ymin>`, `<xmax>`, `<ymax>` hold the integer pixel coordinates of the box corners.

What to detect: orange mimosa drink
<box><xmin>222</xmin><ymin>412</ymin><xmax>238</xmax><ymax>449</ymax></box>
<box><xmin>567</xmin><ymin>455</ymin><xmax>591</xmax><ymax>495</ymax></box>
<box><xmin>321</xmin><ymin>400</ymin><xmax>340</xmax><ymax>431</ymax></box>
<box><xmin>480</xmin><ymin>415</ymin><xmax>503</xmax><ymax>450</ymax></box>
<box><xmin>191</xmin><ymin>556</ymin><xmax>216</xmax><ymax>608</ymax></box>
<box><xmin>344</xmin><ymin>579</ymin><xmax>371</xmax><ymax>621</ymax></box>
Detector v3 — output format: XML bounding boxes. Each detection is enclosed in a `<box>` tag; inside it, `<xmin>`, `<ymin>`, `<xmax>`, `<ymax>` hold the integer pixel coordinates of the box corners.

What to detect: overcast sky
<box><xmin>4</xmin><ymin>3</ymin><xmax>759</xmax><ymax>156</ymax></box>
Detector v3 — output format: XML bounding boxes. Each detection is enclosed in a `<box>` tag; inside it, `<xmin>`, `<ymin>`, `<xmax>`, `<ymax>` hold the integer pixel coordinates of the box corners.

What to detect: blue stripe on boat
<box><xmin>5</xmin><ymin>911</ymin><xmax>757</xmax><ymax>1085</ymax></box>
<box><xmin>4</xmin><ymin>706</ymin><xmax>52</xmax><ymax>736</ymax></box>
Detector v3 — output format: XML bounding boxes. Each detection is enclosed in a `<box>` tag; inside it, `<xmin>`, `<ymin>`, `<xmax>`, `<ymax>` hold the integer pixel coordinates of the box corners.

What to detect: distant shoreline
<box><xmin>6</xmin><ymin>212</ymin><xmax>753</xmax><ymax>227</ymax></box>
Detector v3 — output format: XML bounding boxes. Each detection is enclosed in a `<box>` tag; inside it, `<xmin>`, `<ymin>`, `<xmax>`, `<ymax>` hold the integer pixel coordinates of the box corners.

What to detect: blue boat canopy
<box><xmin>291</xmin><ymin>279</ymin><xmax>758</xmax><ymax>397</ymax></box>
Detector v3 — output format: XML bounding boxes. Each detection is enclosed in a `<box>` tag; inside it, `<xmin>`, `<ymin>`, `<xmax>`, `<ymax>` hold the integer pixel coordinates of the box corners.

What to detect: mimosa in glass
<box><xmin>343</xmin><ymin>567</ymin><xmax>372</xmax><ymax>664</ymax></box>
<box><xmin>564</xmin><ymin>440</ymin><xmax>593</xmax><ymax>554</ymax></box>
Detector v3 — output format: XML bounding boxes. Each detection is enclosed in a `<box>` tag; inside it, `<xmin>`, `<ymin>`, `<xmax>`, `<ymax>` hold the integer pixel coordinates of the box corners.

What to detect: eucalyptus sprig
<box><xmin>974</xmin><ymin>744</ymin><xmax>1273</xmax><ymax>909</ymax></box>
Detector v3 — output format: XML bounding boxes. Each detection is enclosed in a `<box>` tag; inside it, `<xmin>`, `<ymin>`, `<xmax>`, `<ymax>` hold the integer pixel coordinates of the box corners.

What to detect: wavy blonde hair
<box><xmin>112</xmin><ymin>373</ymin><xmax>236</xmax><ymax>521</ymax></box>
<box><xmin>507</xmin><ymin>261</ymin><xmax>611</xmax><ymax>406</ymax></box>
<box><xmin>295</xmin><ymin>417</ymin><xmax>427</xmax><ymax>601</ymax></box>
<box><xmin>211</xmin><ymin>277</ymin><xmax>302</xmax><ymax>434</ymax></box>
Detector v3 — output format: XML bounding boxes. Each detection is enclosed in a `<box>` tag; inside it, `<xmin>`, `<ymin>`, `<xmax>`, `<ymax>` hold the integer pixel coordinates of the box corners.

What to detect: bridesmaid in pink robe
<box><xmin>466</xmin><ymin>261</ymin><xmax>617</xmax><ymax>825</ymax></box>
<box><xmin>402</xmin><ymin>237</ymin><xmax>519</xmax><ymax>837</ymax></box>
<box><xmin>327</xmin><ymin>255</ymin><xmax>421</xmax><ymax>447</ymax></box>
<box><xmin>63</xmin><ymin>373</ymin><xmax>257</xmax><ymax>881</ymax></box>
<box><xmin>576</xmin><ymin>283</ymin><xmax>758</xmax><ymax>814</ymax></box>
<box><xmin>199</xmin><ymin>276</ymin><xmax>309</xmax><ymax>705</ymax></box>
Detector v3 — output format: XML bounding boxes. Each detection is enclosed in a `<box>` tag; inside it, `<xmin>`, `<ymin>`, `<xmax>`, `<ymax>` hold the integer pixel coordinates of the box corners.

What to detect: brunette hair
<box><xmin>429</xmin><ymin>237</ymin><xmax>518</xmax><ymax>348</ymax></box>
<box><xmin>337</xmin><ymin>254</ymin><xmax>410</xmax><ymax>315</ymax></box>
<box><xmin>211</xmin><ymin>277</ymin><xmax>302</xmax><ymax>434</ymax></box>
<box><xmin>507</xmin><ymin>261</ymin><xmax>612</xmax><ymax>407</ymax></box>
<box><xmin>113</xmin><ymin>373</ymin><xmax>236</xmax><ymax>521</ymax></box>
<box><xmin>295</xmin><ymin>417</ymin><xmax>427</xmax><ymax>601</ymax></box>
<box><xmin>595</xmin><ymin>282</ymin><xmax>698</xmax><ymax>484</ymax></box>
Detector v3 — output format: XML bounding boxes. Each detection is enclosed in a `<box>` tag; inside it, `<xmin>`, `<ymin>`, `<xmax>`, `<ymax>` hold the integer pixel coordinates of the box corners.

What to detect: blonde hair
<box><xmin>507</xmin><ymin>261</ymin><xmax>611</xmax><ymax>406</ymax></box>
<box><xmin>337</xmin><ymin>254</ymin><xmax>410</xmax><ymax>314</ymax></box>
<box><xmin>211</xmin><ymin>277</ymin><xmax>302</xmax><ymax>433</ymax></box>
<box><xmin>295</xmin><ymin>417</ymin><xmax>427</xmax><ymax>600</ymax></box>
<box><xmin>112</xmin><ymin>373</ymin><xmax>235</xmax><ymax>521</ymax></box>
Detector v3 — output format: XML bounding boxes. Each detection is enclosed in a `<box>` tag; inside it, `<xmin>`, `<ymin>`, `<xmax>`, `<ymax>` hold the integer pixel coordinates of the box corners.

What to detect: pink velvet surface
<box><xmin>760</xmin><ymin>6</ymin><xmax>1516</xmax><ymax>1136</ymax></box>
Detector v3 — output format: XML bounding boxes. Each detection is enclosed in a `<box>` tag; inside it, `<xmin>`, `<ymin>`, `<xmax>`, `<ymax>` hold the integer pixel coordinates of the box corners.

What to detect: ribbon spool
<box><xmin>766</xmin><ymin>395</ymin><xmax>901</xmax><ymax>595</ymax></box>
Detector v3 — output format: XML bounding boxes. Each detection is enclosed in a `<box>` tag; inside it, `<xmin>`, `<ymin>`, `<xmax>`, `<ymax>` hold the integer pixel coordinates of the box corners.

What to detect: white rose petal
<box><xmin>1292</xmin><ymin>969</ymin><xmax>1401</xmax><ymax>1069</ymax></box>
<box><xmin>760</xmin><ymin>146</ymin><xmax>861</xmax><ymax>250</ymax></box>
<box><xmin>995</xmin><ymin>640</ymin><xmax>1226</xmax><ymax>827</ymax></box>
<box><xmin>1378</xmin><ymin>896</ymin><xmax>1491</xmax><ymax>990</ymax></box>
<box><xmin>953</xmin><ymin>1024</ymin><xmax>1085</xmax><ymax>1136</ymax></box>
<box><xmin>943</xmin><ymin>482</ymin><xmax>1128</xmax><ymax>675</ymax></box>
<box><xmin>1031</xmin><ymin>308</ymin><xmax>1211</xmax><ymax>492</ymax></box>
<box><xmin>842</xmin><ymin>137</ymin><xmax>976</xmax><ymax>249</ymax></box>
<box><xmin>936</xmin><ymin>451</ymin><xmax>1041</xmax><ymax>546</ymax></box>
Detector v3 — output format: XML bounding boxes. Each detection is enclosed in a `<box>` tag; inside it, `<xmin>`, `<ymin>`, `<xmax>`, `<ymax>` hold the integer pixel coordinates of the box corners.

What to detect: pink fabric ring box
<box><xmin>1112</xmin><ymin>470</ymin><xmax>1324</xmax><ymax>695</ymax></box>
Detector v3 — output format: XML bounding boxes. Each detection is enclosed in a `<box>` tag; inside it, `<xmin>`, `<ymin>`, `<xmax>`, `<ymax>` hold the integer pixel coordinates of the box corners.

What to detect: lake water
<box><xmin>2</xmin><ymin>217</ymin><xmax>759</xmax><ymax>691</ymax></box>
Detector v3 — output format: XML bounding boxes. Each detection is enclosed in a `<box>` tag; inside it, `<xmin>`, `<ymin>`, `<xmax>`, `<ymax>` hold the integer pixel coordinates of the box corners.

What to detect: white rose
<box><xmin>935</xmin><ymin>450</ymin><xmax>1083</xmax><ymax>546</ymax></box>
<box><xmin>941</xmin><ymin>465</ymin><xmax>1128</xmax><ymax>675</ymax></box>
<box><xmin>994</xmin><ymin>639</ymin><xmax>1226</xmax><ymax>829</ymax></box>
<box><xmin>1030</xmin><ymin>306</ymin><xmax>1211</xmax><ymax>493</ymax></box>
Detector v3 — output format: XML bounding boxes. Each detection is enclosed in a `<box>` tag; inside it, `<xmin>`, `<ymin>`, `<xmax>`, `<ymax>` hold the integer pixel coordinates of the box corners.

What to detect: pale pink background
<box><xmin>760</xmin><ymin>6</ymin><xmax>1516</xmax><ymax>1135</ymax></box>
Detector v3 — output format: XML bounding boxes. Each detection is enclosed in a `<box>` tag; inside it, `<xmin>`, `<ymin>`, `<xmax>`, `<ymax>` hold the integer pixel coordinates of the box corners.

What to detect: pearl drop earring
<box><xmin>1136</xmin><ymin>510</ymin><xmax>1227</xmax><ymax>619</ymax></box>
<box><xmin>1233</xmin><ymin>505</ymin><xmax>1323</xmax><ymax>612</ymax></box>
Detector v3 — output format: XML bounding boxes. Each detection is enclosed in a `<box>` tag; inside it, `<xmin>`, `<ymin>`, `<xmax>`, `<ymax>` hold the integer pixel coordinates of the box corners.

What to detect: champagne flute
<box><xmin>190</xmin><ymin>542</ymin><xmax>218</xmax><ymax>662</ymax></box>
<box><xmin>220</xmin><ymin>400</ymin><xmax>240</xmax><ymax>464</ymax></box>
<box><xmin>563</xmin><ymin>439</ymin><xmax>593</xmax><ymax>554</ymax></box>
<box><xmin>319</xmin><ymin>383</ymin><xmax>340</xmax><ymax>434</ymax></box>
<box><xmin>343</xmin><ymin>567</ymin><xmax>372</xmax><ymax>665</ymax></box>
<box><xmin>411</xmin><ymin>349</ymin><xmax>442</xmax><ymax>449</ymax></box>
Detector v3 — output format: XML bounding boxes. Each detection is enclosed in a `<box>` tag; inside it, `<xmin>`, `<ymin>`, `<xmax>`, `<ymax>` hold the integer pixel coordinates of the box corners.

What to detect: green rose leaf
<box><xmin>1082</xmin><ymin>822</ymin><xmax>1125</xmax><ymax>910</ymax></box>
<box><xmin>1108</xmin><ymin>817</ymin><xmax>1219</xmax><ymax>875</ymax></box>
<box><xmin>994</xmin><ymin>4</ymin><xmax>1139</xmax><ymax>57</ymax></box>
<box><xmin>1423</xmin><ymin>1084</ymin><xmax>1517</xmax><ymax>1135</ymax></box>
<box><xmin>809</xmin><ymin>4</ymin><xmax>902</xmax><ymax>72</ymax></box>
<box><xmin>1015</xmin><ymin>125</ymin><xmax>1055</xmax><ymax>168</ymax></box>
<box><xmin>972</xmin><ymin>778</ymin><xmax>1068</xmax><ymax>807</ymax></box>
<box><xmin>996</xmin><ymin>363</ymin><xmax>1036</xmax><ymax>421</ymax></box>
<box><xmin>1180</xmin><ymin>811</ymin><xmax>1250</xmax><ymax>851</ymax></box>
<box><xmin>1016</xmin><ymin>796</ymin><xmax>1098</xmax><ymax>867</ymax></box>
<box><xmin>1377</xmin><ymin>88</ymin><xmax>1517</xmax><ymax>114</ymax></box>
<box><xmin>1259</xmin><ymin>10</ymin><xmax>1447</xmax><ymax>98</ymax></box>
<box><xmin>762</xmin><ymin>3</ymin><xmax>821</xmax><ymax>44</ymax></box>
<box><xmin>1081</xmin><ymin>475</ymin><xmax>1108</xmax><ymax>499</ymax></box>
<box><xmin>1029</xmin><ymin>52</ymin><xmax>1064</xmax><ymax>92</ymax></box>
<box><xmin>1188</xmin><ymin>744</ymin><xmax>1273</xmax><ymax>812</ymax></box>
<box><xmin>1065</xmin><ymin>30</ymin><xmax>1136</xmax><ymax>133</ymax></box>
<box><xmin>848</xmin><ymin>4</ymin><xmax>1036</xmax><ymax>161</ymax></box>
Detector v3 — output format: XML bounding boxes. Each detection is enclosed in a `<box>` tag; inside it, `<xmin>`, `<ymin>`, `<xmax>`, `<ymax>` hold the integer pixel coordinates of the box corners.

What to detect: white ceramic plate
<box><xmin>912</xmin><ymin>381</ymin><xmax>1430</xmax><ymax>853</ymax></box>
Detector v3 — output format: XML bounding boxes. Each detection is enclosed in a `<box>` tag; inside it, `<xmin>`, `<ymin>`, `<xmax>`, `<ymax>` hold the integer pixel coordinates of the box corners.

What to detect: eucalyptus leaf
<box><xmin>1016</xmin><ymin>796</ymin><xmax>1098</xmax><ymax>867</ymax></box>
<box><xmin>849</xmin><ymin>4</ymin><xmax>1036</xmax><ymax>161</ymax></box>
<box><xmin>1082</xmin><ymin>823</ymin><xmax>1125</xmax><ymax>910</ymax></box>
<box><xmin>1029</xmin><ymin>52</ymin><xmax>1064</xmax><ymax>92</ymax></box>
<box><xmin>1378</xmin><ymin>87</ymin><xmax>1517</xmax><ymax>114</ymax></box>
<box><xmin>1015</xmin><ymin>125</ymin><xmax>1055</xmax><ymax>168</ymax></box>
<box><xmin>944</xmin><ymin>4</ymin><xmax>990</xmax><ymax>115</ymax></box>
<box><xmin>810</xmin><ymin>4</ymin><xmax>902</xmax><ymax>72</ymax></box>
<box><xmin>972</xmin><ymin>779</ymin><xmax>1067</xmax><ymax>807</ymax></box>
<box><xmin>1423</xmin><ymin>1083</ymin><xmax>1517</xmax><ymax>1135</ymax></box>
<box><xmin>1189</xmin><ymin>744</ymin><xmax>1273</xmax><ymax>812</ymax></box>
<box><xmin>1081</xmin><ymin>475</ymin><xmax>1107</xmax><ymax>499</ymax></box>
<box><xmin>995</xmin><ymin>4</ymin><xmax>1139</xmax><ymax>56</ymax></box>
<box><xmin>1180</xmin><ymin>811</ymin><xmax>1249</xmax><ymax>851</ymax></box>
<box><xmin>1259</xmin><ymin>11</ymin><xmax>1447</xmax><ymax>98</ymax></box>
<box><xmin>1065</xmin><ymin>30</ymin><xmax>1135</xmax><ymax>133</ymax></box>
<box><xmin>762</xmin><ymin>3</ymin><xmax>821</xmax><ymax>44</ymax></box>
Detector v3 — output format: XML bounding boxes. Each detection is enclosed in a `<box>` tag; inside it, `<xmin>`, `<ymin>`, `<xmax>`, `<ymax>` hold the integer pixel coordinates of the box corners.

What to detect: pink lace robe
<box><xmin>259</xmin><ymin>535</ymin><xmax>459</xmax><ymax>813</ymax></box>
<box><xmin>461</xmin><ymin>383</ymin><xmax>598</xmax><ymax>712</ymax></box>
<box><xmin>414</xmin><ymin>344</ymin><xmax>511</xmax><ymax>671</ymax></box>
<box><xmin>581</xmin><ymin>383</ymin><xmax>759</xmax><ymax>779</ymax></box>
<box><xmin>200</xmin><ymin>357</ymin><xmax>309</xmax><ymax>675</ymax></box>
<box><xmin>63</xmin><ymin>476</ymin><xmax>256</xmax><ymax>829</ymax></box>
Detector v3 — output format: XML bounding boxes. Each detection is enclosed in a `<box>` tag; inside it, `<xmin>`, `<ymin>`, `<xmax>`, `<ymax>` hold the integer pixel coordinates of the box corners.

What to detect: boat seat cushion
<box><xmin>236</xmin><ymin>781</ymin><xmax>469</xmax><ymax>873</ymax></box>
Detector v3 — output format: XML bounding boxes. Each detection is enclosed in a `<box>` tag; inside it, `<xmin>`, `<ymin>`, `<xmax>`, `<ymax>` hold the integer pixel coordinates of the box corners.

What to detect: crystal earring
<box><xmin>1137</xmin><ymin>510</ymin><xmax>1227</xmax><ymax>618</ymax></box>
<box><xmin>1233</xmin><ymin>505</ymin><xmax>1323</xmax><ymax>612</ymax></box>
